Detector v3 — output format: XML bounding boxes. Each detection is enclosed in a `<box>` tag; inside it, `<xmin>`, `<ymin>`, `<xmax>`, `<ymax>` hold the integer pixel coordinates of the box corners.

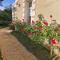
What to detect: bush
<box><xmin>9</xmin><ymin>23</ymin><xmax>15</xmax><ymax>30</ymax></box>
<box><xmin>13</xmin><ymin>14</ymin><xmax>60</xmax><ymax>58</ymax></box>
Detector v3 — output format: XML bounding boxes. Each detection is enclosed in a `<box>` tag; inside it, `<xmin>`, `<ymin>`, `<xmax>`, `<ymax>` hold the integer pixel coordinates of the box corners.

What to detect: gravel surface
<box><xmin>0</xmin><ymin>29</ymin><xmax>37</xmax><ymax>60</ymax></box>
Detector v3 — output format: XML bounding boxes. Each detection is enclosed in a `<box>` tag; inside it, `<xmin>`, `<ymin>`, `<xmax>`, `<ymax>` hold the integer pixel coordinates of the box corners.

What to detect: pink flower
<box><xmin>22</xmin><ymin>17</ymin><xmax>24</xmax><ymax>20</ymax></box>
<box><xmin>43</xmin><ymin>20</ymin><xmax>48</xmax><ymax>26</ymax></box>
<box><xmin>50</xmin><ymin>38</ymin><xmax>58</xmax><ymax>45</ymax></box>
<box><xmin>32</xmin><ymin>20</ymin><xmax>35</xmax><ymax>24</ymax></box>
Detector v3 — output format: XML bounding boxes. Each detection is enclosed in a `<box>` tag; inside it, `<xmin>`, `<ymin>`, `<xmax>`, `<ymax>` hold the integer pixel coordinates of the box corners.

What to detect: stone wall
<box><xmin>12</xmin><ymin>0</ymin><xmax>60</xmax><ymax>24</ymax></box>
<box><xmin>35</xmin><ymin>0</ymin><xmax>60</xmax><ymax>24</ymax></box>
<box><xmin>12</xmin><ymin>0</ymin><xmax>23</xmax><ymax>22</ymax></box>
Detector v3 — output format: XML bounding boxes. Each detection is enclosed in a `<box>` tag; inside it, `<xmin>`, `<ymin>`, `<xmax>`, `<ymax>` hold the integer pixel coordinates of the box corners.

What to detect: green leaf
<box><xmin>51</xmin><ymin>46</ymin><xmax>58</xmax><ymax>49</ymax></box>
<box><xmin>38</xmin><ymin>14</ymin><xmax>44</xmax><ymax>21</ymax></box>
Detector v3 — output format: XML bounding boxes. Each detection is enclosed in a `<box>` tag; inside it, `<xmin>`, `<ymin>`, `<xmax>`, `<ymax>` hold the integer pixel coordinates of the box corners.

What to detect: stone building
<box><xmin>12</xmin><ymin>0</ymin><xmax>60</xmax><ymax>24</ymax></box>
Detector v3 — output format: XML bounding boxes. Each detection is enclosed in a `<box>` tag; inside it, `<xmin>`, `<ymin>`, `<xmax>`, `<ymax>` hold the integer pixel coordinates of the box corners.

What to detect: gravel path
<box><xmin>0</xmin><ymin>29</ymin><xmax>37</xmax><ymax>60</ymax></box>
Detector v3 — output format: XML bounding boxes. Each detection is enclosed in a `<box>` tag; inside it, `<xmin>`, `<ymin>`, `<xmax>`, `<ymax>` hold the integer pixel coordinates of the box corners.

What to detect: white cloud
<box><xmin>0</xmin><ymin>6</ymin><xmax>5</xmax><ymax>11</ymax></box>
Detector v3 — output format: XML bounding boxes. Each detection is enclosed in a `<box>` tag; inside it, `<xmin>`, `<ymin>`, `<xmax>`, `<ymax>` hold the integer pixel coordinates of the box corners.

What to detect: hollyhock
<box><xmin>50</xmin><ymin>38</ymin><xmax>58</xmax><ymax>45</ymax></box>
<box><xmin>43</xmin><ymin>20</ymin><xmax>48</xmax><ymax>26</ymax></box>
<box><xmin>32</xmin><ymin>20</ymin><xmax>35</xmax><ymax>24</ymax></box>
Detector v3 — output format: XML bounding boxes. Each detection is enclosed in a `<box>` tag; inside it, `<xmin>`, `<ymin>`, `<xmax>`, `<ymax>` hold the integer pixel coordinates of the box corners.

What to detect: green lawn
<box><xmin>11</xmin><ymin>31</ymin><xmax>51</xmax><ymax>60</ymax></box>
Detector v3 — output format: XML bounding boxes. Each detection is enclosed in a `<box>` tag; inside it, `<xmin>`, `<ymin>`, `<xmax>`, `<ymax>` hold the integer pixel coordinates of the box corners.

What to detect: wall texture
<box><xmin>12</xmin><ymin>0</ymin><xmax>23</xmax><ymax>22</ymax></box>
<box><xmin>12</xmin><ymin>0</ymin><xmax>60</xmax><ymax>23</ymax></box>
<box><xmin>35</xmin><ymin>0</ymin><xmax>60</xmax><ymax>23</ymax></box>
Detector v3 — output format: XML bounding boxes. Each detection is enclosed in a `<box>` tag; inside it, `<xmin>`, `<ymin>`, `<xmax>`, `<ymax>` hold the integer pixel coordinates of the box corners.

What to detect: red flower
<box><xmin>32</xmin><ymin>20</ymin><xmax>35</xmax><ymax>24</ymax></box>
<box><xmin>43</xmin><ymin>20</ymin><xmax>48</xmax><ymax>26</ymax></box>
<box><xmin>50</xmin><ymin>38</ymin><xmax>58</xmax><ymax>45</ymax></box>
<box><xmin>57</xmin><ymin>24</ymin><xmax>60</xmax><ymax>28</ymax></box>
<box><xmin>34</xmin><ymin>26</ymin><xmax>38</xmax><ymax>30</ymax></box>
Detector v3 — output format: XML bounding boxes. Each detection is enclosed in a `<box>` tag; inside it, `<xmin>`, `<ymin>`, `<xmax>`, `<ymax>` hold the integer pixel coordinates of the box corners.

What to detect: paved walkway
<box><xmin>0</xmin><ymin>28</ymin><xmax>37</xmax><ymax>60</ymax></box>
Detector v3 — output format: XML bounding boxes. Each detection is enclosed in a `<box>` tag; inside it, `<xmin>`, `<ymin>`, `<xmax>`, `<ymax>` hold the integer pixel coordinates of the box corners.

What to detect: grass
<box><xmin>11</xmin><ymin>31</ymin><xmax>51</xmax><ymax>60</ymax></box>
<box><xmin>0</xmin><ymin>24</ymin><xmax>9</xmax><ymax>29</ymax></box>
<box><xmin>0</xmin><ymin>51</ymin><xmax>3</xmax><ymax>60</ymax></box>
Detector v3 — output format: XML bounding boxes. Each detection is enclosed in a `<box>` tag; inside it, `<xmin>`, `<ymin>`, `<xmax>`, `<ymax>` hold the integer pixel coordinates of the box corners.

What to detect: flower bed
<box><xmin>11</xmin><ymin>31</ymin><xmax>50</xmax><ymax>60</ymax></box>
<box><xmin>13</xmin><ymin>14</ymin><xmax>60</xmax><ymax>59</ymax></box>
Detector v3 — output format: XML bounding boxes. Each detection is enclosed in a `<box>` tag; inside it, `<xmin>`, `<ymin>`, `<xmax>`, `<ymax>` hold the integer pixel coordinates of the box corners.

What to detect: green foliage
<box><xmin>38</xmin><ymin>14</ymin><xmax>44</xmax><ymax>21</ymax></box>
<box><xmin>0</xmin><ymin>11</ymin><xmax>10</xmax><ymax>20</ymax></box>
<box><xmin>14</xmin><ymin>15</ymin><xmax>60</xmax><ymax>45</ymax></box>
<box><xmin>11</xmin><ymin>31</ymin><xmax>50</xmax><ymax>60</ymax></box>
<box><xmin>9</xmin><ymin>23</ymin><xmax>15</xmax><ymax>30</ymax></box>
<box><xmin>15</xmin><ymin>22</ymin><xmax>21</xmax><ymax>31</ymax></box>
<box><xmin>0</xmin><ymin>9</ymin><xmax>12</xmax><ymax>24</ymax></box>
<box><xmin>14</xmin><ymin>22</ymin><xmax>27</xmax><ymax>32</ymax></box>
<box><xmin>13</xmin><ymin>14</ymin><xmax>60</xmax><ymax>57</ymax></box>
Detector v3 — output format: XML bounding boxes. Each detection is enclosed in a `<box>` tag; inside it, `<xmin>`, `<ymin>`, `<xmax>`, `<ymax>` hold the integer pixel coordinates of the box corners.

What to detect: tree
<box><xmin>0</xmin><ymin>8</ymin><xmax>12</xmax><ymax>24</ymax></box>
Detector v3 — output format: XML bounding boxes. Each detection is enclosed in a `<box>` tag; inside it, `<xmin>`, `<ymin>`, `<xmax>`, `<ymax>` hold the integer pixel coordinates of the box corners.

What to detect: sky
<box><xmin>0</xmin><ymin>0</ymin><xmax>15</xmax><ymax>10</ymax></box>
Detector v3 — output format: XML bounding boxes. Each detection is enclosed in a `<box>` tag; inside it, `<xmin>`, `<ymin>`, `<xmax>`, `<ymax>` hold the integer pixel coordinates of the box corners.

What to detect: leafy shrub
<box><xmin>14</xmin><ymin>14</ymin><xmax>60</xmax><ymax>58</ymax></box>
<box><xmin>9</xmin><ymin>23</ymin><xmax>15</xmax><ymax>30</ymax></box>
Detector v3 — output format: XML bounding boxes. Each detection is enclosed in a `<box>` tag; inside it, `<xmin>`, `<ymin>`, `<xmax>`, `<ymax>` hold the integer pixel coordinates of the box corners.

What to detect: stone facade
<box><xmin>12</xmin><ymin>0</ymin><xmax>60</xmax><ymax>24</ymax></box>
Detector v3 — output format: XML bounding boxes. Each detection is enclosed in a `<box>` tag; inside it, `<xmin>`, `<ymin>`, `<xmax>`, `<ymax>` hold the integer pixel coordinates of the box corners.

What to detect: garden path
<box><xmin>0</xmin><ymin>28</ymin><xmax>37</xmax><ymax>60</ymax></box>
